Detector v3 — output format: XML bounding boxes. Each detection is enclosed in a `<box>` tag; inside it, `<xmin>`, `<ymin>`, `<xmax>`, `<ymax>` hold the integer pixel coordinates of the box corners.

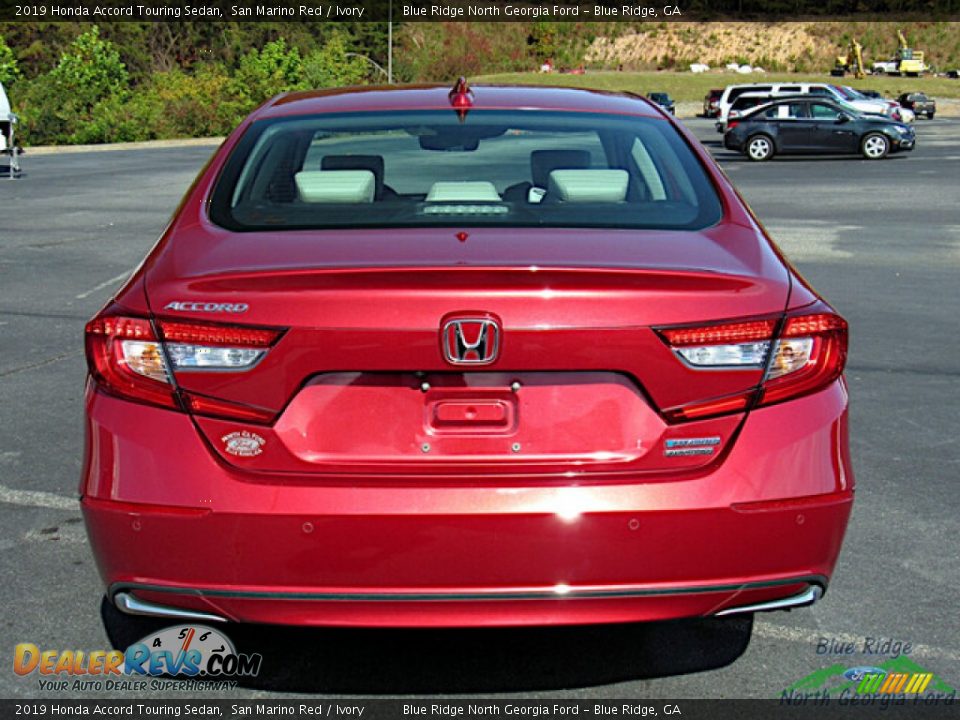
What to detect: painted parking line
<box><xmin>0</xmin><ymin>483</ymin><xmax>77</xmax><ymax>511</ymax></box>
<box><xmin>75</xmin><ymin>269</ymin><xmax>134</xmax><ymax>300</ymax></box>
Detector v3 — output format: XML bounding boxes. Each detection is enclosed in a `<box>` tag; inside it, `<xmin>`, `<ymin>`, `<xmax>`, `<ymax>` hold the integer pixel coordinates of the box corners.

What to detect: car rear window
<box><xmin>209</xmin><ymin>110</ymin><xmax>722</xmax><ymax>232</ymax></box>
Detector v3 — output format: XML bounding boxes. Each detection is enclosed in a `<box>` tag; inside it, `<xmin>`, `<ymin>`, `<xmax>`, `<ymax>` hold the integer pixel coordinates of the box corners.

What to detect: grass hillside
<box><xmin>476</xmin><ymin>70</ymin><xmax>960</xmax><ymax>101</ymax></box>
<box><xmin>585</xmin><ymin>22</ymin><xmax>960</xmax><ymax>73</ymax></box>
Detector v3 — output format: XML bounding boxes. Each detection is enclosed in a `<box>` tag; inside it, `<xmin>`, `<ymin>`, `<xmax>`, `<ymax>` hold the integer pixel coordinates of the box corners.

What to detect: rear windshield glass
<box><xmin>210</xmin><ymin>110</ymin><xmax>722</xmax><ymax>232</ymax></box>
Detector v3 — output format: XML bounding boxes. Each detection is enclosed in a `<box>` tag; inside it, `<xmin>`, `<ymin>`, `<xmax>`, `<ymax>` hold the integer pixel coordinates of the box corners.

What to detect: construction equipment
<box><xmin>896</xmin><ymin>30</ymin><xmax>927</xmax><ymax>76</ymax></box>
<box><xmin>872</xmin><ymin>29</ymin><xmax>927</xmax><ymax>77</ymax></box>
<box><xmin>832</xmin><ymin>38</ymin><xmax>866</xmax><ymax>79</ymax></box>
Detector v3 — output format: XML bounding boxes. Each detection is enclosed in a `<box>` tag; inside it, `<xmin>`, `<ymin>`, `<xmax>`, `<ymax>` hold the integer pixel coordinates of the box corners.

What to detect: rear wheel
<box><xmin>927</xmin><ymin>111</ymin><xmax>935</xmax><ymax>119</ymax></box>
<box><xmin>746</xmin><ymin>135</ymin><xmax>774</xmax><ymax>162</ymax></box>
<box><xmin>861</xmin><ymin>133</ymin><xmax>889</xmax><ymax>160</ymax></box>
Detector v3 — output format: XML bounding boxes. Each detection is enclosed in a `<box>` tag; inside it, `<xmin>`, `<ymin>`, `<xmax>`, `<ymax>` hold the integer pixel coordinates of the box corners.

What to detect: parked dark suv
<box><xmin>897</xmin><ymin>92</ymin><xmax>936</xmax><ymax>119</ymax></box>
<box><xmin>647</xmin><ymin>92</ymin><xmax>676</xmax><ymax>114</ymax></box>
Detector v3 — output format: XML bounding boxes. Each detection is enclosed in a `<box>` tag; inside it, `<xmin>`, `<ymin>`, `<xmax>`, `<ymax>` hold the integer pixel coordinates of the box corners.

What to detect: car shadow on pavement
<box><xmin>101</xmin><ymin>601</ymin><xmax>753</xmax><ymax>693</ymax></box>
<box><xmin>714</xmin><ymin>153</ymin><xmax>910</xmax><ymax>164</ymax></box>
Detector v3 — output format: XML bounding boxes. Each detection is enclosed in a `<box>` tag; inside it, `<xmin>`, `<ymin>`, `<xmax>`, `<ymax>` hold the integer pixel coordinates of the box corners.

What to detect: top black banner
<box><xmin>2</xmin><ymin>0</ymin><xmax>960</xmax><ymax>22</ymax></box>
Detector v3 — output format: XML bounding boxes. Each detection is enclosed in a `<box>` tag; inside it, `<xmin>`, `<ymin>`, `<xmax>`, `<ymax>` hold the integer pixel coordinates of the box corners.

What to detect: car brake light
<box><xmin>84</xmin><ymin>312</ymin><xmax>283</xmax><ymax>423</ymax></box>
<box><xmin>158</xmin><ymin>320</ymin><xmax>278</xmax><ymax>370</ymax></box>
<box><xmin>662</xmin><ymin>318</ymin><xmax>775</xmax><ymax>353</ymax></box>
<box><xmin>727</xmin><ymin>120</ymin><xmax>739</xmax><ymax>130</ymax></box>
<box><xmin>85</xmin><ymin>316</ymin><xmax>177</xmax><ymax>410</ymax></box>
<box><xmin>657</xmin><ymin>310</ymin><xmax>848</xmax><ymax>422</ymax></box>
<box><xmin>182</xmin><ymin>393</ymin><xmax>276</xmax><ymax>424</ymax></box>
<box><xmin>761</xmin><ymin>313</ymin><xmax>848</xmax><ymax>405</ymax></box>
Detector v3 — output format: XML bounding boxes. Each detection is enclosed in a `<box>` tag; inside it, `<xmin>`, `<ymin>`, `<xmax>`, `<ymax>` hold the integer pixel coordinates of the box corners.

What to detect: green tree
<box><xmin>232</xmin><ymin>38</ymin><xmax>303</xmax><ymax>111</ymax></box>
<box><xmin>148</xmin><ymin>64</ymin><xmax>244</xmax><ymax>137</ymax></box>
<box><xmin>17</xmin><ymin>26</ymin><xmax>130</xmax><ymax>144</ymax></box>
<box><xmin>49</xmin><ymin>25</ymin><xmax>128</xmax><ymax>110</ymax></box>
<box><xmin>302</xmin><ymin>32</ymin><xmax>371</xmax><ymax>88</ymax></box>
<box><xmin>0</xmin><ymin>34</ymin><xmax>19</xmax><ymax>85</ymax></box>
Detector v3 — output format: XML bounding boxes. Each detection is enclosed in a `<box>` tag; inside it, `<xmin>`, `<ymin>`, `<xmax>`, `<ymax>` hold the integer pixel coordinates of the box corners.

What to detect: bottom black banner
<box><xmin>2</xmin><ymin>699</ymin><xmax>958</xmax><ymax>720</ymax></box>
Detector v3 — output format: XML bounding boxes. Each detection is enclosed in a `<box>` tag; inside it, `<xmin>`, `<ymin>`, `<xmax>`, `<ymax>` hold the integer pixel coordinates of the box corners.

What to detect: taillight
<box><xmin>657</xmin><ymin>310</ymin><xmax>848</xmax><ymax>422</ymax></box>
<box><xmin>761</xmin><ymin>313</ymin><xmax>847</xmax><ymax>405</ymax></box>
<box><xmin>84</xmin><ymin>312</ymin><xmax>283</xmax><ymax>423</ymax></box>
<box><xmin>158</xmin><ymin>320</ymin><xmax>278</xmax><ymax>371</ymax></box>
<box><xmin>727</xmin><ymin>120</ymin><xmax>739</xmax><ymax>130</ymax></box>
<box><xmin>85</xmin><ymin>316</ymin><xmax>177</xmax><ymax>410</ymax></box>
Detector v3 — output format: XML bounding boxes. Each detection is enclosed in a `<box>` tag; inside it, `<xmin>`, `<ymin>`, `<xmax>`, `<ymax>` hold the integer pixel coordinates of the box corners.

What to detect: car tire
<box><xmin>927</xmin><ymin>111</ymin><xmax>935</xmax><ymax>119</ymax></box>
<box><xmin>746</xmin><ymin>135</ymin><xmax>775</xmax><ymax>162</ymax></box>
<box><xmin>861</xmin><ymin>133</ymin><xmax>890</xmax><ymax>160</ymax></box>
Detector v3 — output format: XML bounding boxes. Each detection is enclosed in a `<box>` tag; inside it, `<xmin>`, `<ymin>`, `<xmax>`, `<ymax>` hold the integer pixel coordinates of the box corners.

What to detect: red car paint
<box><xmin>81</xmin><ymin>84</ymin><xmax>853</xmax><ymax>627</ymax></box>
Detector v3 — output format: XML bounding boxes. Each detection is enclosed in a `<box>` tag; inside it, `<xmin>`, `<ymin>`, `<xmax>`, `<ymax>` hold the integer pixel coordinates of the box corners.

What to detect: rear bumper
<box><xmin>81</xmin><ymin>382</ymin><xmax>854</xmax><ymax>627</ymax></box>
<box><xmin>104</xmin><ymin>578</ymin><xmax>828</xmax><ymax>628</ymax></box>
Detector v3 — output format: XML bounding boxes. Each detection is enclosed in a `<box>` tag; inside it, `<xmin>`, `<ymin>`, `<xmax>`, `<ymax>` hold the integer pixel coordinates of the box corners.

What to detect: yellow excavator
<box><xmin>895</xmin><ymin>29</ymin><xmax>926</xmax><ymax>76</ymax></box>
<box><xmin>872</xmin><ymin>30</ymin><xmax>927</xmax><ymax>76</ymax></box>
<box><xmin>832</xmin><ymin>38</ymin><xmax>866</xmax><ymax>78</ymax></box>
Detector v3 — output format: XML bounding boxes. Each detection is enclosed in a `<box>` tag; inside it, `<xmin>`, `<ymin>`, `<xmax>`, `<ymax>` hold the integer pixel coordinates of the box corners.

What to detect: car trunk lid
<box><xmin>144</xmin><ymin>224</ymin><xmax>790</xmax><ymax>477</ymax></box>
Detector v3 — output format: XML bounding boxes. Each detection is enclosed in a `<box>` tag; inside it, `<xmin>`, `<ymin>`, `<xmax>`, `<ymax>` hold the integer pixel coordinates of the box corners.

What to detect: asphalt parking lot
<box><xmin>1</xmin><ymin>116</ymin><xmax>958</xmax><ymax>700</ymax></box>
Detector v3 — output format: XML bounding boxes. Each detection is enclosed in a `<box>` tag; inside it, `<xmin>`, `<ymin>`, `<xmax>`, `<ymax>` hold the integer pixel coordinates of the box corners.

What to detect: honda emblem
<box><xmin>442</xmin><ymin>318</ymin><xmax>500</xmax><ymax>365</ymax></box>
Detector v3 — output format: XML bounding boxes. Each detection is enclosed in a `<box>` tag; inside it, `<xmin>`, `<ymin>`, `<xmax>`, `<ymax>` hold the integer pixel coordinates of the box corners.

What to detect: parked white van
<box><xmin>717</xmin><ymin>83</ymin><xmax>896</xmax><ymax>124</ymax></box>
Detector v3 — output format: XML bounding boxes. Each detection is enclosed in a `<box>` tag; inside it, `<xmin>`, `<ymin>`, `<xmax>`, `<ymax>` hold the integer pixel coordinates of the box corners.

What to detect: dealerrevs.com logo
<box><xmin>14</xmin><ymin>625</ymin><xmax>262</xmax><ymax>692</ymax></box>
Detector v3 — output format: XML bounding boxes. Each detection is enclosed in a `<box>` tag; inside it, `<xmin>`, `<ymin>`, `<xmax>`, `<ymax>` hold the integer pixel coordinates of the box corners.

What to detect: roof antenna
<box><xmin>449</xmin><ymin>77</ymin><xmax>473</xmax><ymax>122</ymax></box>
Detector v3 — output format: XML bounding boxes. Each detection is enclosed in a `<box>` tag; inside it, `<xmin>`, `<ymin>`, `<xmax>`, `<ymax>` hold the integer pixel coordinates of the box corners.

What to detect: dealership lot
<box><xmin>0</xmin><ymin>117</ymin><xmax>958</xmax><ymax>699</ymax></box>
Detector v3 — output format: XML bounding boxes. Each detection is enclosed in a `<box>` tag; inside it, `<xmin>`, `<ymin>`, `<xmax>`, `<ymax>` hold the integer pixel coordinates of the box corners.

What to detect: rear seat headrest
<box><xmin>295</xmin><ymin>170</ymin><xmax>375</xmax><ymax>203</ymax></box>
<box><xmin>547</xmin><ymin>169</ymin><xmax>629</xmax><ymax>203</ymax></box>
<box><xmin>321</xmin><ymin>155</ymin><xmax>384</xmax><ymax>199</ymax></box>
<box><xmin>531</xmin><ymin>149</ymin><xmax>592</xmax><ymax>188</ymax></box>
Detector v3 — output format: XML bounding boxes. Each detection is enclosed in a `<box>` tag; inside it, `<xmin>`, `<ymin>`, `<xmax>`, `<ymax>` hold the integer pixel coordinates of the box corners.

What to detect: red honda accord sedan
<box><xmin>81</xmin><ymin>81</ymin><xmax>853</xmax><ymax>629</ymax></box>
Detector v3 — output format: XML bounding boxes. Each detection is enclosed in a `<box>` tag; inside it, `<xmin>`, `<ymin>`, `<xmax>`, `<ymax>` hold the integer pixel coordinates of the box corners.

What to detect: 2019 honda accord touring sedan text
<box><xmin>82</xmin><ymin>80</ymin><xmax>854</xmax><ymax>629</ymax></box>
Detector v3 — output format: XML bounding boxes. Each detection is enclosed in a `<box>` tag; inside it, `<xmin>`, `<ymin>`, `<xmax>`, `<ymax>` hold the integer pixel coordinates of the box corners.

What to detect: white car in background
<box><xmin>716</xmin><ymin>82</ymin><xmax>904</xmax><ymax>127</ymax></box>
<box><xmin>835</xmin><ymin>85</ymin><xmax>914</xmax><ymax>123</ymax></box>
<box><xmin>715</xmin><ymin>92</ymin><xmax>788</xmax><ymax>133</ymax></box>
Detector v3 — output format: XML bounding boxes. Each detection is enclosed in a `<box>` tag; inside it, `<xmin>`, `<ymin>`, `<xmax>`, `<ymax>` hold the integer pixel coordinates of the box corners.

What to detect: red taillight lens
<box><xmin>761</xmin><ymin>313</ymin><xmax>848</xmax><ymax>406</ymax></box>
<box><xmin>183</xmin><ymin>393</ymin><xmax>276</xmax><ymax>424</ymax></box>
<box><xmin>85</xmin><ymin>313</ymin><xmax>283</xmax><ymax>424</ymax></box>
<box><xmin>727</xmin><ymin>120</ymin><xmax>739</xmax><ymax>130</ymax></box>
<box><xmin>658</xmin><ymin>310</ymin><xmax>848</xmax><ymax>422</ymax></box>
<box><xmin>158</xmin><ymin>321</ymin><xmax>279</xmax><ymax>347</ymax></box>
<box><xmin>661</xmin><ymin>319</ymin><xmax>776</xmax><ymax>346</ymax></box>
<box><xmin>663</xmin><ymin>392</ymin><xmax>753</xmax><ymax>423</ymax></box>
<box><xmin>85</xmin><ymin>315</ymin><xmax>178</xmax><ymax>409</ymax></box>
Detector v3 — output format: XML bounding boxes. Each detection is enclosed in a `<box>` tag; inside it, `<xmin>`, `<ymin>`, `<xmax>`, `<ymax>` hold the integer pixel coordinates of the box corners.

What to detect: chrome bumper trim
<box><xmin>110</xmin><ymin>575</ymin><xmax>826</xmax><ymax>606</ymax></box>
<box><xmin>114</xmin><ymin>591</ymin><xmax>227</xmax><ymax>623</ymax></box>
<box><xmin>715</xmin><ymin>584</ymin><xmax>822</xmax><ymax>616</ymax></box>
